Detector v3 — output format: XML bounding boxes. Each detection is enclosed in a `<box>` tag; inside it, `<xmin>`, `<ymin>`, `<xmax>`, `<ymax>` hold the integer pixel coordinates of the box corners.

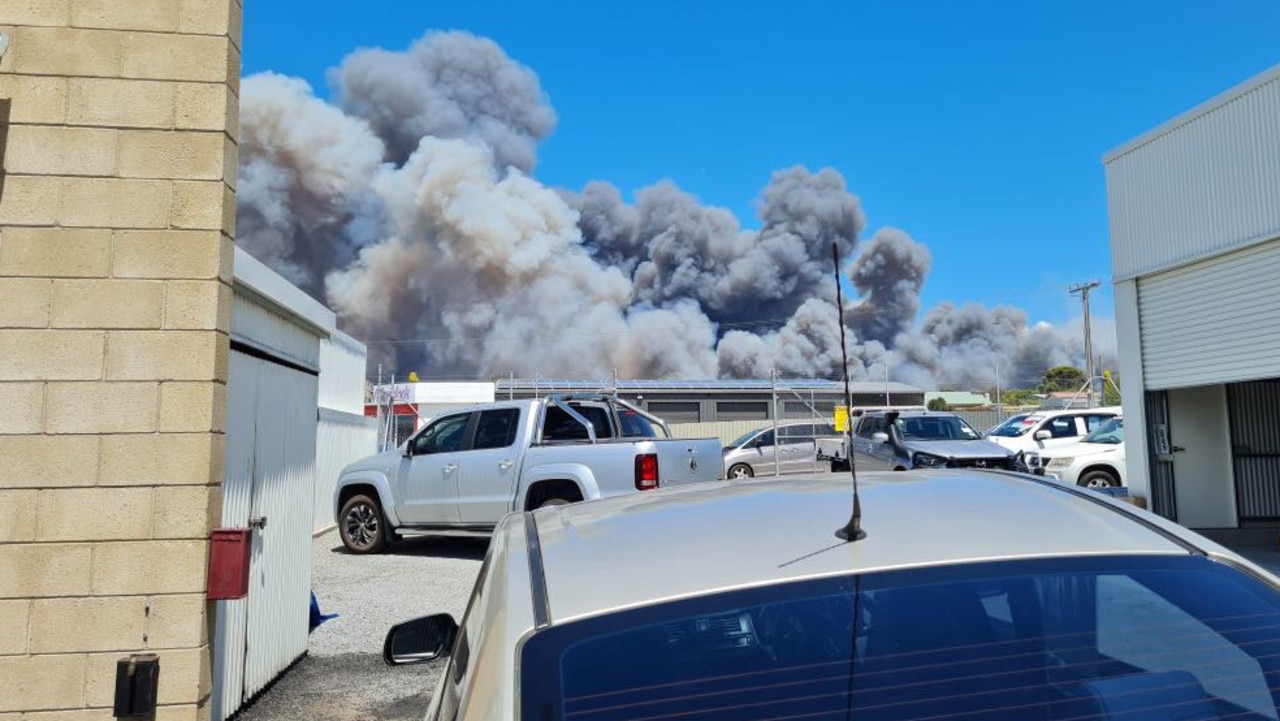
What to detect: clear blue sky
<box><xmin>242</xmin><ymin>0</ymin><xmax>1280</xmax><ymax>326</ymax></box>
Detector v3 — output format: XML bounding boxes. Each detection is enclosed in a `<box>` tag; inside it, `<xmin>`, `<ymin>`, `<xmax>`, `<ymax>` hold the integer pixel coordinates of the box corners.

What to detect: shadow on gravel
<box><xmin>329</xmin><ymin>535</ymin><xmax>490</xmax><ymax>561</ymax></box>
<box><xmin>236</xmin><ymin>653</ymin><xmax>443</xmax><ymax>721</ymax></box>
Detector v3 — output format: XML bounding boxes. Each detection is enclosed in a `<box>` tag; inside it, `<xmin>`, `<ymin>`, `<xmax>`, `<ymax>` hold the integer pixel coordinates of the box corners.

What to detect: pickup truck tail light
<box><xmin>635</xmin><ymin>454</ymin><xmax>660</xmax><ymax>491</ymax></box>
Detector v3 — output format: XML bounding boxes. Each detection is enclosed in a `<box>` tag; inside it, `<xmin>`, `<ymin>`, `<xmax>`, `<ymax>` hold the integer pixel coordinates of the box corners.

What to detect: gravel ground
<box><xmin>236</xmin><ymin>531</ymin><xmax>487</xmax><ymax>721</ymax></box>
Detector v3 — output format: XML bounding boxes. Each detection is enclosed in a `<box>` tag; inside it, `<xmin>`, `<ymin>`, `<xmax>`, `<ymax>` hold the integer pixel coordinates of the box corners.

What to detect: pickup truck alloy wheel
<box><xmin>728</xmin><ymin>464</ymin><xmax>754</xmax><ymax>479</ymax></box>
<box><xmin>340</xmin><ymin>494</ymin><xmax>387</xmax><ymax>554</ymax></box>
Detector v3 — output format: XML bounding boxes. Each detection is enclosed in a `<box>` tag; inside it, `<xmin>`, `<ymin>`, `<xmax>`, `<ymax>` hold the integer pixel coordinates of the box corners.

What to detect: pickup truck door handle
<box><xmin>442</xmin><ymin>463</ymin><xmax>459</xmax><ymax>473</ymax></box>
<box><xmin>498</xmin><ymin>460</ymin><xmax>514</xmax><ymax>470</ymax></box>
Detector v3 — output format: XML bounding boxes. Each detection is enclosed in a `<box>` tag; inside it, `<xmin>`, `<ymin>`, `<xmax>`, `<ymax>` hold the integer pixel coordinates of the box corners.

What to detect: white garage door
<box><xmin>1139</xmin><ymin>237</ymin><xmax>1280</xmax><ymax>389</ymax></box>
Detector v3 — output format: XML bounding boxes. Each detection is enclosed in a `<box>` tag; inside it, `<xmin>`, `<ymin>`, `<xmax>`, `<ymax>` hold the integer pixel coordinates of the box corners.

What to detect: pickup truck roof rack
<box><xmin>541</xmin><ymin>394</ymin><xmax>674</xmax><ymax>443</ymax></box>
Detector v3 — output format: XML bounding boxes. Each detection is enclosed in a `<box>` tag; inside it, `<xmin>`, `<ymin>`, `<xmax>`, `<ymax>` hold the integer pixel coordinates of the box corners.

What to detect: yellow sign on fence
<box><xmin>834</xmin><ymin>406</ymin><xmax>849</xmax><ymax>433</ymax></box>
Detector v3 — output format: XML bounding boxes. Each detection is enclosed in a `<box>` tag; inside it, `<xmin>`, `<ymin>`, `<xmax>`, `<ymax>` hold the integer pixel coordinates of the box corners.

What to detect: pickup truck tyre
<box><xmin>339</xmin><ymin>494</ymin><xmax>388</xmax><ymax>554</ymax></box>
<box><xmin>538</xmin><ymin>497</ymin><xmax>572</xmax><ymax>509</ymax></box>
<box><xmin>728</xmin><ymin>464</ymin><xmax>754</xmax><ymax>479</ymax></box>
<box><xmin>1077</xmin><ymin>469</ymin><xmax>1120</xmax><ymax>489</ymax></box>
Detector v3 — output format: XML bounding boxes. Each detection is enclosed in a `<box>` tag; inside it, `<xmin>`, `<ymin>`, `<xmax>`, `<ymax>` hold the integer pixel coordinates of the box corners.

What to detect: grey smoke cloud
<box><xmin>237</xmin><ymin>72</ymin><xmax>386</xmax><ymax>297</ymax></box>
<box><xmin>332</xmin><ymin>31</ymin><xmax>556</xmax><ymax>171</ymax></box>
<box><xmin>847</xmin><ymin>228</ymin><xmax>931</xmax><ymax>346</ymax></box>
<box><xmin>237</xmin><ymin>31</ymin><xmax>1115</xmax><ymax>389</ymax></box>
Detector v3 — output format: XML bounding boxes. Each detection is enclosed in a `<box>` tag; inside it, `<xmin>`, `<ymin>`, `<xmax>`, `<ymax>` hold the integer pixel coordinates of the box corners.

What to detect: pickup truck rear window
<box><xmin>520</xmin><ymin>555</ymin><xmax>1280</xmax><ymax>721</ymax></box>
<box><xmin>543</xmin><ymin>405</ymin><xmax>615</xmax><ymax>441</ymax></box>
<box><xmin>617</xmin><ymin>409</ymin><xmax>658</xmax><ymax>438</ymax></box>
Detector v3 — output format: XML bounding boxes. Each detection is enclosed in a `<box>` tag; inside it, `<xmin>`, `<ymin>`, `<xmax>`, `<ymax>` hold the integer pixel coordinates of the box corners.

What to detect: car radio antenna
<box><xmin>832</xmin><ymin>242</ymin><xmax>865</xmax><ymax>542</ymax></box>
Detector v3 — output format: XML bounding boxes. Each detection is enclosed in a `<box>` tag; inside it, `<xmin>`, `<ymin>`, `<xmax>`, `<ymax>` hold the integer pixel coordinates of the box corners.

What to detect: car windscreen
<box><xmin>988</xmin><ymin>414</ymin><xmax>1038</xmax><ymax>437</ymax></box>
<box><xmin>894</xmin><ymin>415</ymin><xmax>982</xmax><ymax>441</ymax></box>
<box><xmin>1083</xmin><ymin>417</ymin><xmax>1125</xmax><ymax>444</ymax></box>
<box><xmin>728</xmin><ymin>429</ymin><xmax>763</xmax><ymax>449</ymax></box>
<box><xmin>521</xmin><ymin>555</ymin><xmax>1280</xmax><ymax>721</ymax></box>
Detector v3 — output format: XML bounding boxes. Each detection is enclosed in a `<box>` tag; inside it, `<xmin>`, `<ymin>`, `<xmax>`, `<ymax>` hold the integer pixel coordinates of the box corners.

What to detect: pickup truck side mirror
<box><xmin>1034</xmin><ymin>430</ymin><xmax>1052</xmax><ymax>441</ymax></box>
<box><xmin>871</xmin><ymin>432</ymin><xmax>889</xmax><ymax>444</ymax></box>
<box><xmin>383</xmin><ymin>614</ymin><xmax>458</xmax><ymax>666</ymax></box>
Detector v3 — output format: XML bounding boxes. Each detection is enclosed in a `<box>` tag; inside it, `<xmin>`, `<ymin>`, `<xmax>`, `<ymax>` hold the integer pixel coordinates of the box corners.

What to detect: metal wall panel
<box><xmin>212</xmin><ymin>349</ymin><xmax>320</xmax><ymax>719</ymax></box>
<box><xmin>243</xmin><ymin>358</ymin><xmax>318</xmax><ymax>701</ymax></box>
<box><xmin>1106</xmin><ymin>66</ymin><xmax>1280</xmax><ymax>280</ymax></box>
<box><xmin>313</xmin><ymin>409</ymin><xmax>379</xmax><ymax>532</ymax></box>
<box><xmin>318</xmin><ymin>330</ymin><xmax>368</xmax><ymax>415</ymax></box>
<box><xmin>1137</xmin><ymin>238</ymin><xmax>1280</xmax><ymax>389</ymax></box>
<box><xmin>1228</xmin><ymin>381</ymin><xmax>1280</xmax><ymax>520</ymax></box>
<box><xmin>212</xmin><ymin>351</ymin><xmax>257</xmax><ymax>721</ymax></box>
<box><xmin>231</xmin><ymin>291</ymin><xmax>321</xmax><ymax>371</ymax></box>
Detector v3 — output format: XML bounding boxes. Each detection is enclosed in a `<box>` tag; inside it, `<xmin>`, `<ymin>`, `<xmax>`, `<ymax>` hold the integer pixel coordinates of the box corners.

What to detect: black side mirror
<box><xmin>383</xmin><ymin>614</ymin><xmax>458</xmax><ymax>666</ymax></box>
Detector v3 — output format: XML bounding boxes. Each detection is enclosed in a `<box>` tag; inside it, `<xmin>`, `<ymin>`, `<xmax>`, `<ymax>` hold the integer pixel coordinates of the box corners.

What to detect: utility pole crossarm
<box><xmin>1069</xmin><ymin>280</ymin><xmax>1102</xmax><ymax>409</ymax></box>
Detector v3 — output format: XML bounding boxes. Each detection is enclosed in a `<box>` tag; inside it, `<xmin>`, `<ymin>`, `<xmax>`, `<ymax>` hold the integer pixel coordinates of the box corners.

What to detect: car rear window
<box><xmin>617</xmin><ymin>409</ymin><xmax>658</xmax><ymax>438</ymax></box>
<box><xmin>543</xmin><ymin>404</ymin><xmax>615</xmax><ymax>441</ymax></box>
<box><xmin>521</xmin><ymin>555</ymin><xmax>1280</xmax><ymax>721</ymax></box>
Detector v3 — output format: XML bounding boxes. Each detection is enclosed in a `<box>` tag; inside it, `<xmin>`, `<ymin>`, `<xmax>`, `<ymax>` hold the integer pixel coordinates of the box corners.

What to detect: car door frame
<box><xmin>396</xmin><ymin>411</ymin><xmax>475</xmax><ymax>525</ymax></box>
<box><xmin>457</xmin><ymin>407</ymin><xmax>524</xmax><ymax>524</ymax></box>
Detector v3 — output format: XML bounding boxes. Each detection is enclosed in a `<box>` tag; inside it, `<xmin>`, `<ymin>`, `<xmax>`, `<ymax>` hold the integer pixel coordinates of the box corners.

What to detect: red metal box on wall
<box><xmin>207</xmin><ymin>528</ymin><xmax>252</xmax><ymax>600</ymax></box>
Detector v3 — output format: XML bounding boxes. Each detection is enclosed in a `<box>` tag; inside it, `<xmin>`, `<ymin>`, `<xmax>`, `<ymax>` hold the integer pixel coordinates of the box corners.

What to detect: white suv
<box><xmin>1034</xmin><ymin>416</ymin><xmax>1126</xmax><ymax>488</ymax></box>
<box><xmin>986</xmin><ymin>406</ymin><xmax>1121</xmax><ymax>459</ymax></box>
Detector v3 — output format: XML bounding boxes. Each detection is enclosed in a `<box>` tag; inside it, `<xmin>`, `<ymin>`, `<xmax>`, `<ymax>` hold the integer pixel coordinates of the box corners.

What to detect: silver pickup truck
<box><xmin>333</xmin><ymin>394</ymin><xmax>723</xmax><ymax>553</ymax></box>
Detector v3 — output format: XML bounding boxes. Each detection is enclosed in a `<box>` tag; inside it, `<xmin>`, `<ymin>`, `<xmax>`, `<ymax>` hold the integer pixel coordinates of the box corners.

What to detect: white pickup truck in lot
<box><xmin>333</xmin><ymin>394</ymin><xmax>723</xmax><ymax>553</ymax></box>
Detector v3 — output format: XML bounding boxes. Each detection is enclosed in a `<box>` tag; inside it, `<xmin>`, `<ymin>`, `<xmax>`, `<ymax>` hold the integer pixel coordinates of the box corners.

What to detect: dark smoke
<box><xmin>237</xmin><ymin>31</ymin><xmax>1115</xmax><ymax>389</ymax></box>
<box><xmin>332</xmin><ymin>31</ymin><xmax>556</xmax><ymax>170</ymax></box>
<box><xmin>847</xmin><ymin>228</ymin><xmax>930</xmax><ymax>346</ymax></box>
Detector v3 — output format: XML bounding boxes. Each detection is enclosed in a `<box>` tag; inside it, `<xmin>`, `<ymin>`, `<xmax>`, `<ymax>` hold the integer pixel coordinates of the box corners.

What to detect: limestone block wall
<box><xmin>0</xmin><ymin>1</ymin><xmax>241</xmax><ymax>717</ymax></box>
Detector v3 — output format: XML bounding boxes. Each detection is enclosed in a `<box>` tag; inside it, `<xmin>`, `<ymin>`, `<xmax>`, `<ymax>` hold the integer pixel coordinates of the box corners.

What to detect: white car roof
<box><xmin>530</xmin><ymin>470</ymin><xmax>1194</xmax><ymax>623</ymax></box>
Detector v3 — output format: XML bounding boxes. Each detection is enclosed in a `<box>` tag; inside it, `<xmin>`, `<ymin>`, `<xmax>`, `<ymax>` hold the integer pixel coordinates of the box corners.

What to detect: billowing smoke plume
<box><xmin>847</xmin><ymin>228</ymin><xmax>930</xmax><ymax>346</ymax></box>
<box><xmin>332</xmin><ymin>31</ymin><xmax>556</xmax><ymax>170</ymax></box>
<box><xmin>237</xmin><ymin>30</ymin><xmax>1115</xmax><ymax>389</ymax></box>
<box><xmin>237</xmin><ymin>73</ymin><xmax>385</xmax><ymax>296</ymax></box>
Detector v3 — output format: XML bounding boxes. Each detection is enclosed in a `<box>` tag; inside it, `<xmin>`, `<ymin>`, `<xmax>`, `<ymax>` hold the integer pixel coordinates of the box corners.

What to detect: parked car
<box><xmin>817</xmin><ymin>410</ymin><xmax>1017</xmax><ymax>470</ymax></box>
<box><xmin>986</xmin><ymin>406</ymin><xmax>1121</xmax><ymax>458</ymax></box>
<box><xmin>383</xmin><ymin>470</ymin><xmax>1280</xmax><ymax>721</ymax></box>
<box><xmin>722</xmin><ymin>421</ymin><xmax>838</xmax><ymax>478</ymax></box>
<box><xmin>333</xmin><ymin>394</ymin><xmax>722</xmax><ymax>553</ymax></box>
<box><xmin>1028</xmin><ymin>416</ymin><xmax>1127</xmax><ymax>488</ymax></box>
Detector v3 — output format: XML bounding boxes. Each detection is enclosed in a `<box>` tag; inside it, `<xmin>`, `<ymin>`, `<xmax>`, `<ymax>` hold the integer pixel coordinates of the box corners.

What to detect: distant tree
<box><xmin>1104</xmin><ymin>372</ymin><xmax>1122</xmax><ymax>406</ymax></box>
<box><xmin>1039</xmin><ymin>366</ymin><xmax>1086</xmax><ymax>394</ymax></box>
<box><xmin>927</xmin><ymin>397</ymin><xmax>950</xmax><ymax>411</ymax></box>
<box><xmin>1001</xmin><ymin>389</ymin><xmax>1038</xmax><ymax>407</ymax></box>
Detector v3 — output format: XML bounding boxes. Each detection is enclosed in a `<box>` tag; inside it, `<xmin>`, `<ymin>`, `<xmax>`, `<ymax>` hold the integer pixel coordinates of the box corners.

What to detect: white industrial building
<box><xmin>1108</xmin><ymin>63</ymin><xmax>1280</xmax><ymax>532</ymax></box>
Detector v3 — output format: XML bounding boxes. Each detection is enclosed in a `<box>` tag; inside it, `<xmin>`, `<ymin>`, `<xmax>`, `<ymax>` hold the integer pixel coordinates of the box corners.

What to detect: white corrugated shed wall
<box><xmin>318</xmin><ymin>329</ymin><xmax>368</xmax><ymax>414</ymax></box>
<box><xmin>215</xmin><ymin>249</ymin><xmax>376</xmax><ymax>718</ymax></box>
<box><xmin>314</xmin><ymin>329</ymin><xmax>378</xmax><ymax>532</ymax></box>
<box><xmin>1105</xmin><ymin>64</ymin><xmax>1280</xmax><ymax>281</ymax></box>
<box><xmin>215</xmin><ymin>250</ymin><xmax>332</xmax><ymax>720</ymax></box>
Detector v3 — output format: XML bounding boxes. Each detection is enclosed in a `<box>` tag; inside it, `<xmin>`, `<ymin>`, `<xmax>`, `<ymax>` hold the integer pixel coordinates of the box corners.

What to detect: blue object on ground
<box><xmin>310</xmin><ymin>591</ymin><xmax>338</xmax><ymax>632</ymax></box>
